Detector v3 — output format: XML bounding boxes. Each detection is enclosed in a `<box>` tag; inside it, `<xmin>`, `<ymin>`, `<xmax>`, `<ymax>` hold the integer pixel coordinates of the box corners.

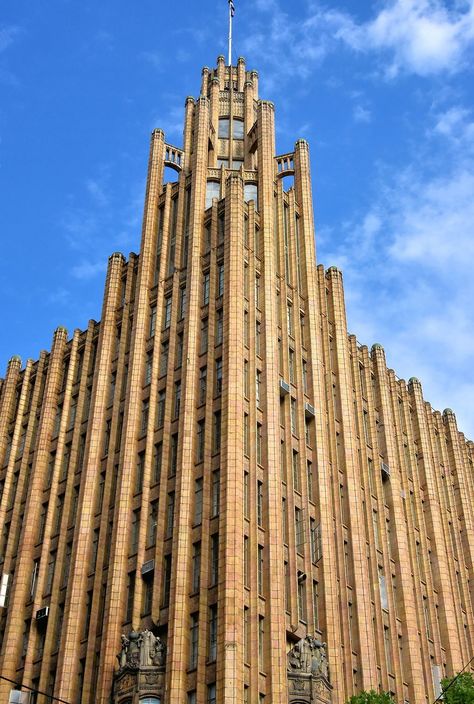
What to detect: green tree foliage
<box><xmin>347</xmin><ymin>690</ymin><xmax>395</xmax><ymax>704</ymax></box>
<box><xmin>441</xmin><ymin>673</ymin><xmax>474</xmax><ymax>704</ymax></box>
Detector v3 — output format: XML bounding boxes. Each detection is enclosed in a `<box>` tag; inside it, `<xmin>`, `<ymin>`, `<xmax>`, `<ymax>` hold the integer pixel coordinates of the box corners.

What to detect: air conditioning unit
<box><xmin>304</xmin><ymin>402</ymin><xmax>316</xmax><ymax>418</ymax></box>
<box><xmin>9</xmin><ymin>691</ymin><xmax>31</xmax><ymax>704</ymax></box>
<box><xmin>381</xmin><ymin>462</ymin><xmax>390</xmax><ymax>481</ymax></box>
<box><xmin>279</xmin><ymin>379</ymin><xmax>290</xmax><ymax>396</ymax></box>
<box><xmin>141</xmin><ymin>559</ymin><xmax>155</xmax><ymax>576</ymax></box>
<box><xmin>36</xmin><ymin>606</ymin><xmax>49</xmax><ymax>621</ymax></box>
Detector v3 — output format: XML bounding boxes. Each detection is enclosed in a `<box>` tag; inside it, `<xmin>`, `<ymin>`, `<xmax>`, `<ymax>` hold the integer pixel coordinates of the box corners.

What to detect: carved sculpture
<box><xmin>117</xmin><ymin>628</ymin><xmax>166</xmax><ymax>671</ymax></box>
<box><xmin>287</xmin><ymin>636</ymin><xmax>329</xmax><ymax>680</ymax></box>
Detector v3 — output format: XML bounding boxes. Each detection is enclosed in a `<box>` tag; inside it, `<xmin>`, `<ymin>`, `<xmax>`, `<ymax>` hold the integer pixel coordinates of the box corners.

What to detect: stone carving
<box><xmin>287</xmin><ymin>636</ymin><xmax>329</xmax><ymax>681</ymax></box>
<box><xmin>117</xmin><ymin>629</ymin><xmax>166</xmax><ymax>671</ymax></box>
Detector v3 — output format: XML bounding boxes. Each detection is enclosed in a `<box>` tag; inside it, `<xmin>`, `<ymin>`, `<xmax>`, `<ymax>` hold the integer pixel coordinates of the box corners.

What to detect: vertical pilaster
<box><xmin>257</xmin><ymin>98</ymin><xmax>287</xmax><ymax>703</ymax></box>
<box><xmin>0</xmin><ymin>356</ymin><xmax>22</xmax><ymax>468</ymax></box>
<box><xmin>0</xmin><ymin>327</ymin><xmax>68</xmax><ymax>701</ymax></box>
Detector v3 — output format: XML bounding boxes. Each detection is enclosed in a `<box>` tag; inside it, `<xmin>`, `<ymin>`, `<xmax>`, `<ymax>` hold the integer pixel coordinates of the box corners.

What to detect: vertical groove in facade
<box><xmin>0</xmin><ymin>57</ymin><xmax>473</xmax><ymax>704</ymax></box>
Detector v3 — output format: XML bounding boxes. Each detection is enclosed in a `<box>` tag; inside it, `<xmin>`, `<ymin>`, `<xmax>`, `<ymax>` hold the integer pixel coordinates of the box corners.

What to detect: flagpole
<box><xmin>228</xmin><ymin>0</ymin><xmax>233</xmax><ymax>65</ymax></box>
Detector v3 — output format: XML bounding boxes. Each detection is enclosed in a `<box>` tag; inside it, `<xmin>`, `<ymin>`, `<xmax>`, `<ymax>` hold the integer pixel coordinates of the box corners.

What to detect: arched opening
<box><xmin>244</xmin><ymin>182</ymin><xmax>258</xmax><ymax>209</ymax></box>
<box><xmin>163</xmin><ymin>165</ymin><xmax>179</xmax><ymax>184</ymax></box>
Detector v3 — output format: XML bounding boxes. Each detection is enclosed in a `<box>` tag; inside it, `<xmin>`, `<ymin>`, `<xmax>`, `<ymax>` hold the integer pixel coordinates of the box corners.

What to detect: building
<box><xmin>0</xmin><ymin>55</ymin><xmax>473</xmax><ymax>704</ymax></box>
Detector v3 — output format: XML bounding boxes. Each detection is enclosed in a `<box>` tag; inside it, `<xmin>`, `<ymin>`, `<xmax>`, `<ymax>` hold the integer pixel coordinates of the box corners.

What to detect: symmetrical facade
<box><xmin>0</xmin><ymin>56</ymin><xmax>473</xmax><ymax>704</ymax></box>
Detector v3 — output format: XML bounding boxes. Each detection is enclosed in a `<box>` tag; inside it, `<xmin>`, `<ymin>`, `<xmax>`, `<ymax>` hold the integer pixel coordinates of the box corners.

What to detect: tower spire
<box><xmin>228</xmin><ymin>0</ymin><xmax>235</xmax><ymax>65</ymax></box>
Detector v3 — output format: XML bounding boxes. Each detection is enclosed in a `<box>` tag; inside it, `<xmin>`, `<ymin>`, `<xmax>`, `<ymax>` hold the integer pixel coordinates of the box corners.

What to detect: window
<box><xmin>207</xmin><ymin>683</ymin><xmax>217</xmax><ymax>704</ymax></box>
<box><xmin>210</xmin><ymin>533</ymin><xmax>219</xmax><ymax>585</ymax></box>
<box><xmin>218</xmin><ymin>118</ymin><xmax>230</xmax><ymax>138</ymax></box>
<box><xmin>302</xmin><ymin>360</ymin><xmax>308</xmax><ymax>393</ymax></box>
<box><xmin>164</xmin><ymin>296</ymin><xmax>172</xmax><ymax>329</ymax></box>
<box><xmin>257</xmin><ymin>481</ymin><xmax>263</xmax><ymax>527</ymax></box>
<box><xmin>199</xmin><ymin>366</ymin><xmax>207</xmax><ymax>404</ymax></box>
<box><xmin>149</xmin><ymin>306</ymin><xmax>157</xmax><ymax>337</ymax></box>
<box><xmin>211</xmin><ymin>470</ymin><xmax>220</xmax><ymax>517</ymax></box>
<box><xmin>157</xmin><ymin>390</ymin><xmax>165</xmax><ymax>428</ymax></box>
<box><xmin>310</xmin><ymin>521</ymin><xmax>322</xmax><ymax>562</ymax></box>
<box><xmin>160</xmin><ymin>341</ymin><xmax>169</xmax><ymax>376</ymax></box>
<box><xmin>169</xmin><ymin>433</ymin><xmax>178</xmax><ymax>476</ymax></box>
<box><xmin>202</xmin><ymin>271</ymin><xmax>210</xmax><ymax>306</ymax></box>
<box><xmin>131</xmin><ymin>510</ymin><xmax>140</xmax><ymax>554</ymax></box>
<box><xmin>256</xmin><ymin>320</ymin><xmax>262</xmax><ymax>355</ymax></box>
<box><xmin>255</xmin><ymin>275</ymin><xmax>261</xmax><ymax>307</ymax></box>
<box><xmin>244</xmin><ymin>413</ymin><xmax>250</xmax><ymax>455</ymax></box>
<box><xmin>233</xmin><ymin>118</ymin><xmax>244</xmax><ymax>139</ymax></box>
<box><xmin>244</xmin><ymin>536</ymin><xmax>250</xmax><ymax>587</ymax></box>
<box><xmin>136</xmin><ymin>452</ymin><xmax>145</xmax><ymax>493</ymax></box>
<box><xmin>201</xmin><ymin>317</ymin><xmax>209</xmax><ymax>353</ymax></box>
<box><xmin>217</xmin><ymin>263</ymin><xmax>224</xmax><ymax>296</ymax></box>
<box><xmin>208</xmin><ymin>605</ymin><xmax>218</xmax><ymax>661</ymax></box>
<box><xmin>292</xmin><ymin>450</ymin><xmax>300</xmax><ymax>492</ymax></box>
<box><xmin>290</xmin><ymin>397</ymin><xmax>297</xmax><ymax>435</ymax></box>
<box><xmin>215</xmin><ymin>309</ymin><xmax>223</xmax><ymax>346</ymax></box>
<box><xmin>194</xmin><ymin>478</ymin><xmax>203</xmax><ymax>525</ymax></box>
<box><xmin>215</xmin><ymin>358</ymin><xmax>223</xmax><ymax>396</ymax></box>
<box><xmin>289</xmin><ymin>349</ymin><xmax>295</xmax><ymax>384</ymax></box>
<box><xmin>179</xmin><ymin>287</ymin><xmax>187</xmax><ymax>320</ymax></box>
<box><xmin>244</xmin><ymin>183</ymin><xmax>258</xmax><ymax>207</ymax></box>
<box><xmin>295</xmin><ymin>508</ymin><xmax>304</xmax><ymax>552</ymax></box>
<box><xmin>313</xmin><ymin>580</ymin><xmax>319</xmax><ymax>630</ymax></box>
<box><xmin>258</xmin><ymin>615</ymin><xmax>264</xmax><ymax>667</ymax></box>
<box><xmin>153</xmin><ymin>442</ymin><xmax>162</xmax><ymax>484</ymax></box>
<box><xmin>192</xmin><ymin>542</ymin><xmax>201</xmax><ymax>593</ymax></box>
<box><xmin>148</xmin><ymin>501</ymin><xmax>158</xmax><ymax>547</ymax></box>
<box><xmin>287</xmin><ymin>302</ymin><xmax>294</xmax><ymax>336</ymax></box>
<box><xmin>189</xmin><ymin>613</ymin><xmax>199</xmax><ymax>669</ymax></box>
<box><xmin>126</xmin><ymin>572</ymin><xmax>135</xmax><ymax>622</ymax></box>
<box><xmin>298</xmin><ymin>576</ymin><xmax>307</xmax><ymax>622</ymax></box>
<box><xmin>206</xmin><ymin>181</ymin><xmax>220</xmax><ymax>209</ymax></box>
<box><xmin>213</xmin><ymin>411</ymin><xmax>221</xmax><ymax>452</ymax></box>
<box><xmin>141</xmin><ymin>399</ymin><xmax>149</xmax><ymax>434</ymax></box>
<box><xmin>176</xmin><ymin>332</ymin><xmax>184</xmax><ymax>368</ymax></box>
<box><xmin>258</xmin><ymin>545</ymin><xmax>264</xmax><ymax>593</ymax></box>
<box><xmin>244</xmin><ymin>360</ymin><xmax>249</xmax><ymax>397</ymax></box>
<box><xmin>256</xmin><ymin>423</ymin><xmax>263</xmax><ymax>464</ymax></box>
<box><xmin>256</xmin><ymin>370</ymin><xmax>262</xmax><ymax>406</ymax></box>
<box><xmin>196</xmin><ymin>420</ymin><xmax>205</xmax><ymax>462</ymax></box>
<box><xmin>162</xmin><ymin>554</ymin><xmax>171</xmax><ymax>607</ymax></box>
<box><xmin>173</xmin><ymin>381</ymin><xmax>181</xmax><ymax>419</ymax></box>
<box><xmin>307</xmin><ymin>460</ymin><xmax>314</xmax><ymax>500</ymax></box>
<box><xmin>244</xmin><ymin>472</ymin><xmax>250</xmax><ymax>518</ymax></box>
<box><xmin>165</xmin><ymin>492</ymin><xmax>175</xmax><ymax>538</ymax></box>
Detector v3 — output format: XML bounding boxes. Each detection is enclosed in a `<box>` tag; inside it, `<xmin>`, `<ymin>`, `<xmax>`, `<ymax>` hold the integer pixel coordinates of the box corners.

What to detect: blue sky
<box><xmin>1</xmin><ymin>0</ymin><xmax>473</xmax><ymax>438</ymax></box>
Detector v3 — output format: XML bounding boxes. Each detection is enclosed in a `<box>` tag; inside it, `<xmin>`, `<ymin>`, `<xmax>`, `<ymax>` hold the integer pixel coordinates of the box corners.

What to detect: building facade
<box><xmin>0</xmin><ymin>56</ymin><xmax>473</xmax><ymax>704</ymax></box>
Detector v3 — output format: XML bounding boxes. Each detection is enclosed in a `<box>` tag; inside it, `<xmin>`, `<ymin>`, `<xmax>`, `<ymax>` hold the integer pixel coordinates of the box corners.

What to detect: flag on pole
<box><xmin>229</xmin><ymin>0</ymin><xmax>235</xmax><ymax>17</ymax></box>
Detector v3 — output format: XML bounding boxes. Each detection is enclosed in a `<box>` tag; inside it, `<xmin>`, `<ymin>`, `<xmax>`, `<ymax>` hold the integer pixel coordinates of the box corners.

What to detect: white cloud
<box><xmin>353</xmin><ymin>105</ymin><xmax>372</xmax><ymax>123</ymax></box>
<box><xmin>71</xmin><ymin>260</ymin><xmax>106</xmax><ymax>280</ymax></box>
<box><xmin>0</xmin><ymin>25</ymin><xmax>20</xmax><ymax>53</ymax></box>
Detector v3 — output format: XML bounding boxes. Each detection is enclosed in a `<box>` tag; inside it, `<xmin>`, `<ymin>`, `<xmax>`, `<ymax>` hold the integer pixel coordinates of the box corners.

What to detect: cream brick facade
<box><xmin>0</xmin><ymin>58</ymin><xmax>473</xmax><ymax>704</ymax></box>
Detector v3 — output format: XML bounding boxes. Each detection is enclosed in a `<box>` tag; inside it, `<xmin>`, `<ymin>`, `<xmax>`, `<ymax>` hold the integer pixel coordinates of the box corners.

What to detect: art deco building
<box><xmin>0</xmin><ymin>56</ymin><xmax>474</xmax><ymax>704</ymax></box>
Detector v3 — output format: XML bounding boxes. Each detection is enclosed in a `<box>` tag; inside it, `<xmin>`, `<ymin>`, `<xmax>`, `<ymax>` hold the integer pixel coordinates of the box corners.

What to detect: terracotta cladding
<box><xmin>0</xmin><ymin>58</ymin><xmax>473</xmax><ymax>704</ymax></box>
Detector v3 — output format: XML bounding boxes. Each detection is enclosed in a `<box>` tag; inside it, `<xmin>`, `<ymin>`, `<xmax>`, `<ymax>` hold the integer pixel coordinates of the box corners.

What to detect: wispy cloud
<box><xmin>71</xmin><ymin>260</ymin><xmax>106</xmax><ymax>280</ymax></box>
<box><xmin>320</xmin><ymin>102</ymin><xmax>474</xmax><ymax>437</ymax></box>
<box><xmin>0</xmin><ymin>25</ymin><xmax>21</xmax><ymax>53</ymax></box>
<box><xmin>353</xmin><ymin>105</ymin><xmax>372</xmax><ymax>123</ymax></box>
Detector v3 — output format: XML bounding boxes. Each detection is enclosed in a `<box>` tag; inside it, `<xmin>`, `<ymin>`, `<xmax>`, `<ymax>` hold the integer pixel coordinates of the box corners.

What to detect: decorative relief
<box><xmin>287</xmin><ymin>636</ymin><xmax>329</xmax><ymax>680</ymax></box>
<box><xmin>116</xmin><ymin>629</ymin><xmax>166</xmax><ymax>673</ymax></box>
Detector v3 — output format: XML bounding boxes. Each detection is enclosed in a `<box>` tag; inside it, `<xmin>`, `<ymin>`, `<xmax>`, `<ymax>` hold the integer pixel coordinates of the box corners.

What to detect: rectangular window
<box><xmin>189</xmin><ymin>613</ymin><xmax>199</xmax><ymax>669</ymax></box>
<box><xmin>210</xmin><ymin>533</ymin><xmax>219</xmax><ymax>585</ymax></box>
<box><xmin>244</xmin><ymin>360</ymin><xmax>249</xmax><ymax>397</ymax></box>
<box><xmin>131</xmin><ymin>510</ymin><xmax>140</xmax><ymax>554</ymax></box>
<box><xmin>192</xmin><ymin>541</ymin><xmax>201</xmax><ymax>593</ymax></box>
<box><xmin>201</xmin><ymin>317</ymin><xmax>209</xmax><ymax>354</ymax></box>
<box><xmin>295</xmin><ymin>508</ymin><xmax>304</xmax><ymax>553</ymax></box>
<box><xmin>307</xmin><ymin>460</ymin><xmax>314</xmax><ymax>500</ymax></box>
<box><xmin>217</xmin><ymin>262</ymin><xmax>224</xmax><ymax>297</ymax></box>
<box><xmin>215</xmin><ymin>308</ymin><xmax>223</xmax><ymax>346</ymax></box>
<box><xmin>290</xmin><ymin>397</ymin><xmax>297</xmax><ymax>435</ymax></box>
<box><xmin>244</xmin><ymin>606</ymin><xmax>250</xmax><ymax>662</ymax></box>
<box><xmin>199</xmin><ymin>366</ymin><xmax>207</xmax><ymax>404</ymax></box>
<box><xmin>156</xmin><ymin>389</ymin><xmax>166</xmax><ymax>428</ymax></box>
<box><xmin>289</xmin><ymin>349</ymin><xmax>295</xmax><ymax>384</ymax></box>
<box><xmin>244</xmin><ymin>472</ymin><xmax>250</xmax><ymax>518</ymax></box>
<box><xmin>126</xmin><ymin>572</ymin><xmax>135</xmax><ymax>623</ymax></box>
<box><xmin>197</xmin><ymin>420</ymin><xmax>205</xmax><ymax>462</ymax></box>
<box><xmin>215</xmin><ymin>358</ymin><xmax>223</xmax><ymax>396</ymax></box>
<box><xmin>255</xmin><ymin>422</ymin><xmax>263</xmax><ymax>464</ymax></box>
<box><xmin>287</xmin><ymin>303</ymin><xmax>294</xmax><ymax>336</ymax></box>
<box><xmin>256</xmin><ymin>370</ymin><xmax>262</xmax><ymax>406</ymax></box>
<box><xmin>244</xmin><ymin>536</ymin><xmax>250</xmax><ymax>587</ymax></box>
<box><xmin>208</xmin><ymin>683</ymin><xmax>217</xmax><ymax>704</ymax></box>
<box><xmin>165</xmin><ymin>492</ymin><xmax>175</xmax><ymax>538</ymax></box>
<box><xmin>256</xmin><ymin>320</ymin><xmax>262</xmax><ymax>355</ymax></box>
<box><xmin>211</xmin><ymin>470</ymin><xmax>220</xmax><ymax>517</ymax></box>
<box><xmin>141</xmin><ymin>398</ymin><xmax>149</xmax><ymax>434</ymax></box>
<box><xmin>202</xmin><ymin>271</ymin><xmax>210</xmax><ymax>306</ymax></box>
<box><xmin>160</xmin><ymin>341</ymin><xmax>169</xmax><ymax>376</ymax></box>
<box><xmin>194</xmin><ymin>478</ymin><xmax>203</xmax><ymax>525</ymax></box>
<box><xmin>149</xmin><ymin>306</ymin><xmax>157</xmax><ymax>337</ymax></box>
<box><xmin>173</xmin><ymin>381</ymin><xmax>181</xmax><ymax>419</ymax></box>
<box><xmin>244</xmin><ymin>310</ymin><xmax>249</xmax><ymax>346</ymax></box>
<box><xmin>244</xmin><ymin>413</ymin><xmax>250</xmax><ymax>456</ymax></box>
<box><xmin>302</xmin><ymin>359</ymin><xmax>308</xmax><ymax>393</ymax></box>
<box><xmin>257</xmin><ymin>480</ymin><xmax>263</xmax><ymax>527</ymax></box>
<box><xmin>136</xmin><ymin>452</ymin><xmax>145</xmax><ymax>494</ymax></box>
<box><xmin>145</xmin><ymin>352</ymin><xmax>153</xmax><ymax>386</ymax></box>
<box><xmin>148</xmin><ymin>500</ymin><xmax>158</xmax><ymax>547</ymax></box>
<box><xmin>164</xmin><ymin>296</ymin><xmax>172</xmax><ymax>329</ymax></box>
<box><xmin>179</xmin><ymin>287</ymin><xmax>187</xmax><ymax>320</ymax></box>
<box><xmin>255</xmin><ymin>275</ymin><xmax>261</xmax><ymax>307</ymax></box>
<box><xmin>313</xmin><ymin>580</ymin><xmax>319</xmax><ymax>630</ymax></box>
<box><xmin>176</xmin><ymin>332</ymin><xmax>184</xmax><ymax>368</ymax></box>
<box><xmin>292</xmin><ymin>450</ymin><xmax>300</xmax><ymax>492</ymax></box>
<box><xmin>169</xmin><ymin>433</ymin><xmax>178</xmax><ymax>476</ymax></box>
<box><xmin>208</xmin><ymin>604</ymin><xmax>218</xmax><ymax>662</ymax></box>
<box><xmin>162</xmin><ymin>554</ymin><xmax>172</xmax><ymax>607</ymax></box>
<box><xmin>153</xmin><ymin>442</ymin><xmax>162</xmax><ymax>484</ymax></box>
<box><xmin>214</xmin><ymin>411</ymin><xmax>221</xmax><ymax>452</ymax></box>
<box><xmin>298</xmin><ymin>577</ymin><xmax>307</xmax><ymax>622</ymax></box>
<box><xmin>258</xmin><ymin>615</ymin><xmax>264</xmax><ymax>669</ymax></box>
<box><xmin>258</xmin><ymin>544</ymin><xmax>264</xmax><ymax>593</ymax></box>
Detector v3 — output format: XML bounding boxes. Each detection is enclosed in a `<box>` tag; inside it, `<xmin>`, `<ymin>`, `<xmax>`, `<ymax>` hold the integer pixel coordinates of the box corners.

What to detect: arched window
<box><xmin>206</xmin><ymin>181</ymin><xmax>220</xmax><ymax>209</ymax></box>
<box><xmin>140</xmin><ymin>698</ymin><xmax>161</xmax><ymax>704</ymax></box>
<box><xmin>218</xmin><ymin>118</ymin><xmax>230</xmax><ymax>138</ymax></box>
<box><xmin>233</xmin><ymin>118</ymin><xmax>244</xmax><ymax>140</ymax></box>
<box><xmin>244</xmin><ymin>183</ymin><xmax>258</xmax><ymax>208</ymax></box>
